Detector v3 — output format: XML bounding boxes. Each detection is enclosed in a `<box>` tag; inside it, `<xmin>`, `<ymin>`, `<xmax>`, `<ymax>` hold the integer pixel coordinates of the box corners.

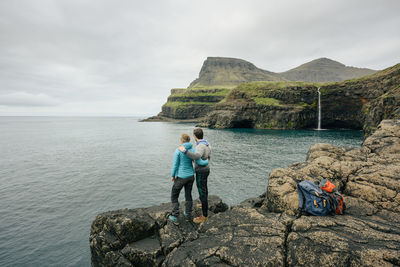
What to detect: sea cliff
<box><xmin>142</xmin><ymin>57</ymin><xmax>384</xmax><ymax>129</ymax></box>
<box><xmin>90</xmin><ymin>119</ymin><xmax>400</xmax><ymax>266</ymax></box>
<box><xmin>201</xmin><ymin>63</ymin><xmax>400</xmax><ymax>132</ymax></box>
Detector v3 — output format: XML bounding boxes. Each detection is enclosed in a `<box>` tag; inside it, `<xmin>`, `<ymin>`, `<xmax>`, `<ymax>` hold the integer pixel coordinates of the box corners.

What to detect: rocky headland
<box><xmin>201</xmin><ymin>63</ymin><xmax>400</xmax><ymax>132</ymax></box>
<box><xmin>142</xmin><ymin>57</ymin><xmax>388</xmax><ymax>131</ymax></box>
<box><xmin>90</xmin><ymin>119</ymin><xmax>400</xmax><ymax>266</ymax></box>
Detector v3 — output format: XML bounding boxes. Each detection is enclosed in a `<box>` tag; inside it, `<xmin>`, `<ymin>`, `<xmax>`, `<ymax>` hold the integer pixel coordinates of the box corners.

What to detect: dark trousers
<box><xmin>171</xmin><ymin>176</ymin><xmax>194</xmax><ymax>217</ymax></box>
<box><xmin>196</xmin><ymin>169</ymin><xmax>210</xmax><ymax>217</ymax></box>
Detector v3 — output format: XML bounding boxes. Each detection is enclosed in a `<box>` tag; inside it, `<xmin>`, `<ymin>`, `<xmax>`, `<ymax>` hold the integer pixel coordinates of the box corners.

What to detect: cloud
<box><xmin>0</xmin><ymin>92</ymin><xmax>61</xmax><ymax>106</ymax></box>
<box><xmin>0</xmin><ymin>0</ymin><xmax>399</xmax><ymax>115</ymax></box>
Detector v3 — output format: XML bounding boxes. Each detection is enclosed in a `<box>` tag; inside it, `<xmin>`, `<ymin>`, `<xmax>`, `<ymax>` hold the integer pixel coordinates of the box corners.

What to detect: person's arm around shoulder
<box><xmin>178</xmin><ymin>145</ymin><xmax>204</xmax><ymax>160</ymax></box>
<box><xmin>171</xmin><ymin>149</ymin><xmax>180</xmax><ymax>181</ymax></box>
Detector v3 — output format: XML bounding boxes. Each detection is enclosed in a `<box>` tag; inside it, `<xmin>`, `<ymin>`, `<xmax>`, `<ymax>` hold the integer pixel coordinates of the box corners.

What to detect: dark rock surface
<box><xmin>90</xmin><ymin>196</ymin><xmax>228</xmax><ymax>266</ymax></box>
<box><xmin>162</xmin><ymin>207</ymin><xmax>289</xmax><ymax>267</ymax></box>
<box><xmin>91</xmin><ymin>120</ymin><xmax>400</xmax><ymax>266</ymax></box>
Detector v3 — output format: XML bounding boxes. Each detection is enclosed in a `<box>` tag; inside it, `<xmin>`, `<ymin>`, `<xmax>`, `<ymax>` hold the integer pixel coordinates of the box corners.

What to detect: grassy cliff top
<box><xmin>236</xmin><ymin>81</ymin><xmax>318</xmax><ymax>91</ymax></box>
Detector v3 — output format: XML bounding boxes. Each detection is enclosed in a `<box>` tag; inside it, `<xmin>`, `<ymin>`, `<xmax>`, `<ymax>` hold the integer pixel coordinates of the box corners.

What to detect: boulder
<box><xmin>262</xmin><ymin>119</ymin><xmax>400</xmax><ymax>266</ymax></box>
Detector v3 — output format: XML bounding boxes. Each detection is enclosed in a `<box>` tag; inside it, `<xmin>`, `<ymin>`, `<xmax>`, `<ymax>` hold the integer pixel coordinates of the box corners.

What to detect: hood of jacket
<box><xmin>182</xmin><ymin>142</ymin><xmax>193</xmax><ymax>150</ymax></box>
<box><xmin>196</xmin><ymin>139</ymin><xmax>209</xmax><ymax>146</ymax></box>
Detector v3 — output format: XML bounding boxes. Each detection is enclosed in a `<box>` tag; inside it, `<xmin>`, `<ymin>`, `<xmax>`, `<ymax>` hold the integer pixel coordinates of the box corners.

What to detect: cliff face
<box><xmin>146</xmin><ymin>57</ymin><xmax>380</xmax><ymax>125</ymax></box>
<box><xmin>201</xmin><ymin>82</ymin><xmax>318</xmax><ymax>129</ymax></box>
<box><xmin>90</xmin><ymin>120</ymin><xmax>400</xmax><ymax>266</ymax></box>
<box><xmin>159</xmin><ymin>88</ymin><xmax>229</xmax><ymax>120</ymax></box>
<box><xmin>320</xmin><ymin>63</ymin><xmax>400</xmax><ymax>131</ymax></box>
<box><xmin>202</xmin><ymin>63</ymin><xmax>400</xmax><ymax>131</ymax></box>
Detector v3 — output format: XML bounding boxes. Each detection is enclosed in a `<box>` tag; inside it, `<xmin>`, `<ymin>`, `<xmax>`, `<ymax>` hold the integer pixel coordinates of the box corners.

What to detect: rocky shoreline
<box><xmin>139</xmin><ymin>115</ymin><xmax>204</xmax><ymax>123</ymax></box>
<box><xmin>90</xmin><ymin>120</ymin><xmax>400</xmax><ymax>266</ymax></box>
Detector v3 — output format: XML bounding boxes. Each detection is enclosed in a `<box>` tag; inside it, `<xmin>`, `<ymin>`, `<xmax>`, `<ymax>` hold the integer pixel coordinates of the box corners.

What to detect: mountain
<box><xmin>280</xmin><ymin>57</ymin><xmax>377</xmax><ymax>82</ymax></box>
<box><xmin>188</xmin><ymin>57</ymin><xmax>377</xmax><ymax>88</ymax></box>
<box><xmin>189</xmin><ymin>57</ymin><xmax>283</xmax><ymax>88</ymax></box>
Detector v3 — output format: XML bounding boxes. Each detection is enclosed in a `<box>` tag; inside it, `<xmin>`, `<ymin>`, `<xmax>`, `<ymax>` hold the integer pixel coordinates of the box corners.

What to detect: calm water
<box><xmin>0</xmin><ymin>117</ymin><xmax>363</xmax><ymax>266</ymax></box>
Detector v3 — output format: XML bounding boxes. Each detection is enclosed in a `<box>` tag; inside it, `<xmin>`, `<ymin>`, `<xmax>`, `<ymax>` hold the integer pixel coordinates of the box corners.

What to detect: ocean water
<box><xmin>0</xmin><ymin>117</ymin><xmax>363</xmax><ymax>266</ymax></box>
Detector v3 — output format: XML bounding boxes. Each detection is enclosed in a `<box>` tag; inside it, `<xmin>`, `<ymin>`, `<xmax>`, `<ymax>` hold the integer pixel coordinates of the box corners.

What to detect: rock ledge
<box><xmin>90</xmin><ymin>120</ymin><xmax>400</xmax><ymax>266</ymax></box>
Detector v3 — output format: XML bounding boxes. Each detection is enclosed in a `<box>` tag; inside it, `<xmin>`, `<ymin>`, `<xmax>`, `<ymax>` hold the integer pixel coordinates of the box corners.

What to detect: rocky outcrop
<box><xmin>144</xmin><ymin>88</ymin><xmax>231</xmax><ymax>121</ymax></box>
<box><xmin>91</xmin><ymin>120</ymin><xmax>400</xmax><ymax>266</ymax></box>
<box><xmin>202</xmin><ymin>63</ymin><xmax>400</xmax><ymax>131</ymax></box>
<box><xmin>159</xmin><ymin>89</ymin><xmax>228</xmax><ymax>120</ymax></box>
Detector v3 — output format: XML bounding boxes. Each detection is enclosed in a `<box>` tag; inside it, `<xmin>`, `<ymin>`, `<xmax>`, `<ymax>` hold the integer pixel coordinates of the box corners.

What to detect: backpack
<box><xmin>318</xmin><ymin>179</ymin><xmax>346</xmax><ymax>215</ymax></box>
<box><xmin>297</xmin><ymin>180</ymin><xmax>333</xmax><ymax>216</ymax></box>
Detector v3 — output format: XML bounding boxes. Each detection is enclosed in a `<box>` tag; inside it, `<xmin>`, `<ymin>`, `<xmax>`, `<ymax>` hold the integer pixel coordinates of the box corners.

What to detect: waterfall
<box><xmin>317</xmin><ymin>87</ymin><xmax>321</xmax><ymax>130</ymax></box>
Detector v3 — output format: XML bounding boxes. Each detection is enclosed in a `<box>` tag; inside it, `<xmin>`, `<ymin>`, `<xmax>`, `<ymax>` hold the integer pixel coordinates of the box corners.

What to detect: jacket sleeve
<box><xmin>196</xmin><ymin>158</ymin><xmax>209</xmax><ymax>165</ymax></box>
<box><xmin>185</xmin><ymin>149</ymin><xmax>202</xmax><ymax>160</ymax></box>
<box><xmin>171</xmin><ymin>149</ymin><xmax>180</xmax><ymax>177</ymax></box>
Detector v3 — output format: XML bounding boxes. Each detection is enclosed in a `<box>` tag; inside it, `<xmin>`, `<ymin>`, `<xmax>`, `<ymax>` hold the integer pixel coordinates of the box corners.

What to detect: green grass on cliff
<box><xmin>236</xmin><ymin>81</ymin><xmax>317</xmax><ymax>91</ymax></box>
<box><xmin>163</xmin><ymin>101</ymin><xmax>215</xmax><ymax>108</ymax></box>
<box><xmin>171</xmin><ymin>89</ymin><xmax>231</xmax><ymax>97</ymax></box>
<box><xmin>189</xmin><ymin>85</ymin><xmax>236</xmax><ymax>90</ymax></box>
<box><xmin>253</xmin><ymin>97</ymin><xmax>281</xmax><ymax>106</ymax></box>
<box><xmin>236</xmin><ymin>81</ymin><xmax>319</xmax><ymax>99</ymax></box>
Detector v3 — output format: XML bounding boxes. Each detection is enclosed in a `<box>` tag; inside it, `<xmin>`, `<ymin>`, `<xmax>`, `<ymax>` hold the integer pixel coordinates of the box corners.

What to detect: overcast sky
<box><xmin>1</xmin><ymin>0</ymin><xmax>399</xmax><ymax>116</ymax></box>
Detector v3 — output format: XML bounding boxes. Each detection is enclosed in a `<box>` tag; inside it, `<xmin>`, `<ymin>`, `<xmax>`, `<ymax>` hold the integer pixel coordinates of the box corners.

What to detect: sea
<box><xmin>0</xmin><ymin>116</ymin><xmax>364</xmax><ymax>266</ymax></box>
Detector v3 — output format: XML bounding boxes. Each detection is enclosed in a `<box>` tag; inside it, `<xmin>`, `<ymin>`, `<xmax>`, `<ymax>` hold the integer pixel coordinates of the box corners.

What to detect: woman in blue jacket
<box><xmin>169</xmin><ymin>133</ymin><xmax>207</xmax><ymax>223</ymax></box>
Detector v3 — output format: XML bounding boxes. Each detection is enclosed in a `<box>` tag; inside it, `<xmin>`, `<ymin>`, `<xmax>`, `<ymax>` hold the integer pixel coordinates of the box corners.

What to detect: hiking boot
<box><xmin>193</xmin><ymin>215</ymin><xmax>208</xmax><ymax>224</ymax></box>
<box><xmin>169</xmin><ymin>215</ymin><xmax>179</xmax><ymax>225</ymax></box>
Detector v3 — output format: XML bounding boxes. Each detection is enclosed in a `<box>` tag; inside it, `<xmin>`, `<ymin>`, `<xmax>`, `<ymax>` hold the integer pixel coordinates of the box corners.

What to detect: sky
<box><xmin>0</xmin><ymin>0</ymin><xmax>399</xmax><ymax>116</ymax></box>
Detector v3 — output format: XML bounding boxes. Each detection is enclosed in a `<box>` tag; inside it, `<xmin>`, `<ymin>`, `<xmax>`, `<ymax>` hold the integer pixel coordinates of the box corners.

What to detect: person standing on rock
<box><xmin>179</xmin><ymin>128</ymin><xmax>211</xmax><ymax>224</ymax></box>
<box><xmin>169</xmin><ymin>133</ymin><xmax>208</xmax><ymax>224</ymax></box>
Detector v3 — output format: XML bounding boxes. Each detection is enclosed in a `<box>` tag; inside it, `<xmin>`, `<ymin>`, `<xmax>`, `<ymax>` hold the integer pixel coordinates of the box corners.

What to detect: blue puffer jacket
<box><xmin>171</xmin><ymin>142</ymin><xmax>209</xmax><ymax>178</ymax></box>
<box><xmin>171</xmin><ymin>142</ymin><xmax>195</xmax><ymax>178</ymax></box>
